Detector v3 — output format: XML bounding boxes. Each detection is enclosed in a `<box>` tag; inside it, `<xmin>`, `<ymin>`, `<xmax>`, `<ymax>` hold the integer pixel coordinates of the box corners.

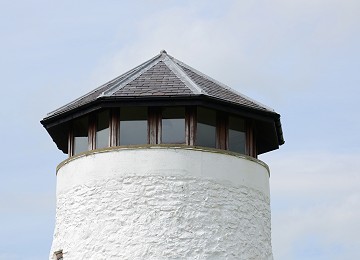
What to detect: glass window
<box><xmin>228</xmin><ymin>116</ymin><xmax>246</xmax><ymax>153</ymax></box>
<box><xmin>120</xmin><ymin>107</ymin><xmax>148</xmax><ymax>145</ymax></box>
<box><xmin>96</xmin><ymin>110</ymin><xmax>110</xmax><ymax>149</ymax></box>
<box><xmin>162</xmin><ymin>107</ymin><xmax>185</xmax><ymax>144</ymax></box>
<box><xmin>73</xmin><ymin>116</ymin><xmax>88</xmax><ymax>155</ymax></box>
<box><xmin>196</xmin><ymin>107</ymin><xmax>216</xmax><ymax>148</ymax></box>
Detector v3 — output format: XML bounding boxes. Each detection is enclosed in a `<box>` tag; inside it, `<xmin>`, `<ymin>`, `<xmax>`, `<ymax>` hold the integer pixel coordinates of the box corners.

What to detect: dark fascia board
<box><xmin>275</xmin><ymin>117</ymin><xmax>285</xmax><ymax>146</ymax></box>
<box><xmin>47</xmin><ymin>123</ymin><xmax>70</xmax><ymax>153</ymax></box>
<box><xmin>256</xmin><ymin>121</ymin><xmax>279</xmax><ymax>154</ymax></box>
<box><xmin>42</xmin><ymin>95</ymin><xmax>279</xmax><ymax>126</ymax></box>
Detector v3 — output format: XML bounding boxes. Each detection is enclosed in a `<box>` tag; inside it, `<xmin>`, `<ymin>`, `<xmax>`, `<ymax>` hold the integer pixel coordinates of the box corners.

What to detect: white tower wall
<box><xmin>50</xmin><ymin>146</ymin><xmax>273</xmax><ymax>259</ymax></box>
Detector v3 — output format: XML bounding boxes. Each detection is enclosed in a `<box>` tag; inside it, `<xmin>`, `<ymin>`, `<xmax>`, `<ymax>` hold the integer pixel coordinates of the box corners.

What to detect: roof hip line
<box><xmin>100</xmin><ymin>53</ymin><xmax>162</xmax><ymax>97</ymax></box>
<box><xmin>172</xmin><ymin>57</ymin><xmax>275</xmax><ymax>112</ymax></box>
<box><xmin>162</xmin><ymin>55</ymin><xmax>203</xmax><ymax>95</ymax></box>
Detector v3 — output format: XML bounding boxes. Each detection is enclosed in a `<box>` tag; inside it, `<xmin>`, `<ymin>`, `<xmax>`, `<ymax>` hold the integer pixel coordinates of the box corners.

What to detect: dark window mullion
<box><xmin>185</xmin><ymin>106</ymin><xmax>196</xmax><ymax>146</ymax></box>
<box><xmin>246</xmin><ymin>120</ymin><xmax>257</xmax><ymax>158</ymax></box>
<box><xmin>88</xmin><ymin>114</ymin><xmax>96</xmax><ymax>150</ymax></box>
<box><xmin>148</xmin><ymin>107</ymin><xmax>161</xmax><ymax>144</ymax></box>
<box><xmin>110</xmin><ymin>108</ymin><xmax>120</xmax><ymax>147</ymax></box>
<box><xmin>216</xmin><ymin>112</ymin><xmax>227</xmax><ymax>150</ymax></box>
<box><xmin>68</xmin><ymin>127</ymin><xmax>74</xmax><ymax>157</ymax></box>
<box><xmin>157</xmin><ymin>108</ymin><xmax>162</xmax><ymax>144</ymax></box>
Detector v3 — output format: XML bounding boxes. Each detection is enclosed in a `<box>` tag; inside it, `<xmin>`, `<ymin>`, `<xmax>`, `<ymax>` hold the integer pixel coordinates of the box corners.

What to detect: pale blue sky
<box><xmin>0</xmin><ymin>0</ymin><xmax>359</xmax><ymax>259</ymax></box>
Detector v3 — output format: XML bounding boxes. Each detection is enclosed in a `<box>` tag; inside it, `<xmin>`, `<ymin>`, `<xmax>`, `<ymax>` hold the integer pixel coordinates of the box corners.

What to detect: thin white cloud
<box><xmin>265</xmin><ymin>151</ymin><xmax>360</xmax><ymax>259</ymax></box>
<box><xmin>89</xmin><ymin>0</ymin><xmax>359</xmax><ymax>105</ymax></box>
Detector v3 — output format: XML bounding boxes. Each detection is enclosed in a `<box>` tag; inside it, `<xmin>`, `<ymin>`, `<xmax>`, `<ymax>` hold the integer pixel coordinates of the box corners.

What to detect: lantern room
<box><xmin>41</xmin><ymin>50</ymin><xmax>284</xmax><ymax>159</ymax></box>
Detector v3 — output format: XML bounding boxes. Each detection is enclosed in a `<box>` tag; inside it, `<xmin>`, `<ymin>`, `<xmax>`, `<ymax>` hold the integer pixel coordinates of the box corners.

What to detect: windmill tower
<box><xmin>41</xmin><ymin>50</ymin><xmax>284</xmax><ymax>260</ymax></box>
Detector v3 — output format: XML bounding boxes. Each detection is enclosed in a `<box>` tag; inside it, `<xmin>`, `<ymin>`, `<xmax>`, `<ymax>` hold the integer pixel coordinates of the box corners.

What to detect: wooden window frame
<box><xmin>110</xmin><ymin>108</ymin><xmax>119</xmax><ymax>147</ymax></box>
<box><xmin>68</xmin><ymin>127</ymin><xmax>74</xmax><ymax>157</ymax></box>
<box><xmin>246</xmin><ymin>120</ymin><xmax>257</xmax><ymax>158</ymax></box>
<box><xmin>148</xmin><ymin>106</ymin><xmax>197</xmax><ymax>146</ymax></box>
<box><xmin>216</xmin><ymin>112</ymin><xmax>228</xmax><ymax>150</ymax></box>
<box><xmin>148</xmin><ymin>107</ymin><xmax>161</xmax><ymax>144</ymax></box>
<box><xmin>67</xmin><ymin>106</ymin><xmax>258</xmax><ymax>159</ymax></box>
<box><xmin>88</xmin><ymin>113</ymin><xmax>96</xmax><ymax>151</ymax></box>
<box><xmin>185</xmin><ymin>106</ymin><xmax>196</xmax><ymax>146</ymax></box>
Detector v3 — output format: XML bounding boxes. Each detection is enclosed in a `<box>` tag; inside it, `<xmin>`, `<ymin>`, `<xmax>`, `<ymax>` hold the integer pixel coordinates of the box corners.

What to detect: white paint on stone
<box><xmin>50</xmin><ymin>147</ymin><xmax>273</xmax><ymax>259</ymax></box>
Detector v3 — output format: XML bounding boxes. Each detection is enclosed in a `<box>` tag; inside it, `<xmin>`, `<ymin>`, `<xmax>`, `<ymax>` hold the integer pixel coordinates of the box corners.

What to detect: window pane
<box><xmin>96</xmin><ymin>110</ymin><xmax>110</xmax><ymax>149</ymax></box>
<box><xmin>162</xmin><ymin>107</ymin><xmax>185</xmax><ymax>144</ymax></box>
<box><xmin>196</xmin><ymin>107</ymin><xmax>216</xmax><ymax>148</ymax></box>
<box><xmin>228</xmin><ymin>116</ymin><xmax>245</xmax><ymax>153</ymax></box>
<box><xmin>120</xmin><ymin>107</ymin><xmax>148</xmax><ymax>145</ymax></box>
<box><xmin>73</xmin><ymin>116</ymin><xmax>88</xmax><ymax>155</ymax></box>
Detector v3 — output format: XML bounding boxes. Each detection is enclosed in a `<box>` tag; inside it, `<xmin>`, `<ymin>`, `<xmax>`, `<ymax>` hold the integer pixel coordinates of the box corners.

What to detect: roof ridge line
<box><xmin>46</xmin><ymin>53</ymin><xmax>163</xmax><ymax>117</ymax></box>
<box><xmin>162</xmin><ymin>55</ymin><xmax>203</xmax><ymax>95</ymax></box>
<box><xmin>173</xmin><ymin>57</ymin><xmax>275</xmax><ymax>112</ymax></box>
<box><xmin>100</xmin><ymin>53</ymin><xmax>162</xmax><ymax>97</ymax></box>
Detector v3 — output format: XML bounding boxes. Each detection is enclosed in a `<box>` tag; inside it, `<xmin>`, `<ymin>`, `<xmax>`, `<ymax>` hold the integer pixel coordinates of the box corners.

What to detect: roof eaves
<box><xmin>162</xmin><ymin>54</ymin><xmax>203</xmax><ymax>95</ymax></box>
<box><xmin>45</xmin><ymin>85</ymin><xmax>107</xmax><ymax>118</ymax></box>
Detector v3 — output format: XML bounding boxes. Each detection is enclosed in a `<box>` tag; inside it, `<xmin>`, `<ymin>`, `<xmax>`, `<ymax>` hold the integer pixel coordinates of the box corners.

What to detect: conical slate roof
<box><xmin>46</xmin><ymin>50</ymin><xmax>274</xmax><ymax>118</ymax></box>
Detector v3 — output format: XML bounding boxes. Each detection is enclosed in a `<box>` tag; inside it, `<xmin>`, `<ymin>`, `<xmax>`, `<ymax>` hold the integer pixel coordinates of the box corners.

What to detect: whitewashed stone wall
<box><xmin>50</xmin><ymin>147</ymin><xmax>273</xmax><ymax>260</ymax></box>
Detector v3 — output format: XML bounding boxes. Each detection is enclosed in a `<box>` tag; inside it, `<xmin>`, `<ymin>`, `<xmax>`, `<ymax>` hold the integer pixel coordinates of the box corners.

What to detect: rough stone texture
<box><xmin>50</xmin><ymin>175</ymin><xmax>272</xmax><ymax>260</ymax></box>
